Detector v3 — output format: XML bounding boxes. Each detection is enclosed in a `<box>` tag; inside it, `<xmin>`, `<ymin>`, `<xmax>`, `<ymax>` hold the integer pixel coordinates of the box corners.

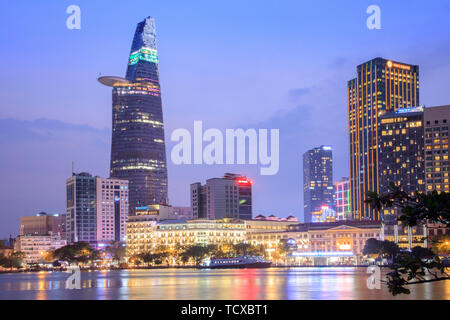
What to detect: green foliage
<box><xmin>363</xmin><ymin>238</ymin><xmax>400</xmax><ymax>260</ymax></box>
<box><xmin>52</xmin><ymin>242</ymin><xmax>100</xmax><ymax>264</ymax></box>
<box><xmin>365</xmin><ymin>184</ymin><xmax>450</xmax><ymax>295</ymax></box>
<box><xmin>0</xmin><ymin>251</ymin><xmax>25</xmax><ymax>269</ymax></box>
<box><xmin>105</xmin><ymin>242</ymin><xmax>126</xmax><ymax>263</ymax></box>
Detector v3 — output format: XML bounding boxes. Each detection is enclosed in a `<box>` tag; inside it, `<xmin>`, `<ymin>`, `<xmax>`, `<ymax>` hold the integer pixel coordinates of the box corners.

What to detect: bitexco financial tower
<box><xmin>99</xmin><ymin>17</ymin><xmax>168</xmax><ymax>215</ymax></box>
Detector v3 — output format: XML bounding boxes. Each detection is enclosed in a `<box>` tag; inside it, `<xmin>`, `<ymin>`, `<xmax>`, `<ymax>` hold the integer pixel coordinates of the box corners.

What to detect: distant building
<box><xmin>14</xmin><ymin>235</ymin><xmax>66</xmax><ymax>264</ymax></box>
<box><xmin>303</xmin><ymin>146</ymin><xmax>334</xmax><ymax>223</ymax></box>
<box><xmin>334</xmin><ymin>178</ymin><xmax>351</xmax><ymax>220</ymax></box>
<box><xmin>191</xmin><ymin>173</ymin><xmax>253</xmax><ymax>220</ymax></box>
<box><xmin>311</xmin><ymin>205</ymin><xmax>337</xmax><ymax>223</ymax></box>
<box><xmin>66</xmin><ymin>172</ymin><xmax>129</xmax><ymax>246</ymax></box>
<box><xmin>134</xmin><ymin>204</ymin><xmax>190</xmax><ymax>221</ymax></box>
<box><xmin>172</xmin><ymin>206</ymin><xmax>193</xmax><ymax>220</ymax></box>
<box><xmin>20</xmin><ymin>212</ymin><xmax>65</xmax><ymax>237</ymax></box>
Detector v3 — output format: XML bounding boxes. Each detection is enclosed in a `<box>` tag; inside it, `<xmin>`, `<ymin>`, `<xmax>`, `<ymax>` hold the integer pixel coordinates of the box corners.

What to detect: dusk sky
<box><xmin>1</xmin><ymin>0</ymin><xmax>450</xmax><ymax>237</ymax></box>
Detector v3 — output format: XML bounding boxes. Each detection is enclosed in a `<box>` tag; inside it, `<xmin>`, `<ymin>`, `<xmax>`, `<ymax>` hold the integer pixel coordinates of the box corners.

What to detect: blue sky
<box><xmin>1</xmin><ymin>0</ymin><xmax>450</xmax><ymax>237</ymax></box>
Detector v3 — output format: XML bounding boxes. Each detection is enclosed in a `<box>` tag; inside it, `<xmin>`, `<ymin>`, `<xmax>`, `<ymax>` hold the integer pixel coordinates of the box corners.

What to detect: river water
<box><xmin>0</xmin><ymin>267</ymin><xmax>448</xmax><ymax>300</ymax></box>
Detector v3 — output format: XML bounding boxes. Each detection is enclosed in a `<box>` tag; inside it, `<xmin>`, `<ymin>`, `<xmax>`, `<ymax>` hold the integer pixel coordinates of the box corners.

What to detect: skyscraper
<box><xmin>348</xmin><ymin>58</ymin><xmax>419</xmax><ymax>221</ymax></box>
<box><xmin>303</xmin><ymin>146</ymin><xmax>334</xmax><ymax>223</ymax></box>
<box><xmin>99</xmin><ymin>17</ymin><xmax>168</xmax><ymax>215</ymax></box>
<box><xmin>379</xmin><ymin>106</ymin><xmax>425</xmax><ymax>199</ymax></box>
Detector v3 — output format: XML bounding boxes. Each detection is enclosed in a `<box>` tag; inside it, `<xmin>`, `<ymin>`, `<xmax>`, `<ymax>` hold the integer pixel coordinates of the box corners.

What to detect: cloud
<box><xmin>0</xmin><ymin>118</ymin><xmax>110</xmax><ymax>238</ymax></box>
<box><xmin>329</xmin><ymin>57</ymin><xmax>349</xmax><ymax>69</ymax></box>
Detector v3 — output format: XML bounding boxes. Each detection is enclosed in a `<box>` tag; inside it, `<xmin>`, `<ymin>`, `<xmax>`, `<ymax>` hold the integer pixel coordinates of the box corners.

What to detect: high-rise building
<box><xmin>190</xmin><ymin>173</ymin><xmax>253</xmax><ymax>220</ymax></box>
<box><xmin>99</xmin><ymin>17</ymin><xmax>168</xmax><ymax>215</ymax></box>
<box><xmin>303</xmin><ymin>146</ymin><xmax>334</xmax><ymax>223</ymax></box>
<box><xmin>66</xmin><ymin>173</ymin><xmax>129</xmax><ymax>245</ymax></box>
<box><xmin>348</xmin><ymin>58</ymin><xmax>419</xmax><ymax>220</ymax></box>
<box><xmin>423</xmin><ymin>105</ymin><xmax>450</xmax><ymax>244</ymax></box>
<box><xmin>379</xmin><ymin>106</ymin><xmax>425</xmax><ymax>200</ymax></box>
<box><xmin>96</xmin><ymin>177</ymin><xmax>129</xmax><ymax>244</ymax></box>
<box><xmin>66</xmin><ymin>173</ymin><xmax>97</xmax><ymax>244</ymax></box>
<box><xmin>334</xmin><ymin>177</ymin><xmax>351</xmax><ymax>221</ymax></box>
<box><xmin>424</xmin><ymin>105</ymin><xmax>450</xmax><ymax>193</ymax></box>
<box><xmin>20</xmin><ymin>212</ymin><xmax>65</xmax><ymax>237</ymax></box>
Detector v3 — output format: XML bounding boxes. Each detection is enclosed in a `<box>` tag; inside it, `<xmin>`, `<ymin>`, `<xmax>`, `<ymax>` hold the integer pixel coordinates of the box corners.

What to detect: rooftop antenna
<box><xmin>72</xmin><ymin>161</ymin><xmax>75</xmax><ymax>175</ymax></box>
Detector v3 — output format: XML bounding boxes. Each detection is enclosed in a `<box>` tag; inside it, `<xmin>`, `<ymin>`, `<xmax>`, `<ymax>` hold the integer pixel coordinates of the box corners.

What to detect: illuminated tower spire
<box><xmin>99</xmin><ymin>17</ymin><xmax>168</xmax><ymax>215</ymax></box>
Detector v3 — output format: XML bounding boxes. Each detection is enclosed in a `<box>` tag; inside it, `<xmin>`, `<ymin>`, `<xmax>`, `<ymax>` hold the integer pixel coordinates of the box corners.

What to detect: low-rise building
<box><xmin>126</xmin><ymin>218</ymin><xmax>246</xmax><ymax>257</ymax></box>
<box><xmin>14</xmin><ymin>235</ymin><xmax>67</xmax><ymax>264</ymax></box>
<box><xmin>247</xmin><ymin>220</ymin><xmax>382</xmax><ymax>264</ymax></box>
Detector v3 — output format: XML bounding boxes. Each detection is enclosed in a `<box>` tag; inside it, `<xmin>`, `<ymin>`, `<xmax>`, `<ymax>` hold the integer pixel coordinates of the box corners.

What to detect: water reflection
<box><xmin>0</xmin><ymin>268</ymin><xmax>448</xmax><ymax>300</ymax></box>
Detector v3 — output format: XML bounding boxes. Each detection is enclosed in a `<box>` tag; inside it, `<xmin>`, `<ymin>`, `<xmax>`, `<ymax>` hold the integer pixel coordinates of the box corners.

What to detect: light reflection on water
<box><xmin>0</xmin><ymin>267</ymin><xmax>448</xmax><ymax>300</ymax></box>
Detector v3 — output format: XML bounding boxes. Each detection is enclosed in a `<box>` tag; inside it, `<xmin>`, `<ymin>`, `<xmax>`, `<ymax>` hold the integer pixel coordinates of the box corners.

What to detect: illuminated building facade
<box><xmin>303</xmin><ymin>146</ymin><xmax>334</xmax><ymax>223</ymax></box>
<box><xmin>66</xmin><ymin>173</ymin><xmax>128</xmax><ymax>245</ymax></box>
<box><xmin>424</xmin><ymin>105</ymin><xmax>450</xmax><ymax>193</ymax></box>
<box><xmin>191</xmin><ymin>173</ymin><xmax>253</xmax><ymax>220</ymax></box>
<box><xmin>423</xmin><ymin>105</ymin><xmax>450</xmax><ymax>243</ymax></box>
<box><xmin>14</xmin><ymin>235</ymin><xmax>66</xmax><ymax>264</ymax></box>
<box><xmin>96</xmin><ymin>177</ymin><xmax>129</xmax><ymax>244</ymax></box>
<box><xmin>66</xmin><ymin>173</ymin><xmax>97</xmax><ymax>244</ymax></box>
<box><xmin>246</xmin><ymin>221</ymin><xmax>382</xmax><ymax>264</ymax></box>
<box><xmin>126</xmin><ymin>218</ymin><xmax>246</xmax><ymax>256</ymax></box>
<box><xmin>379</xmin><ymin>107</ymin><xmax>425</xmax><ymax>198</ymax></box>
<box><xmin>334</xmin><ymin>177</ymin><xmax>351</xmax><ymax>220</ymax></box>
<box><xmin>102</xmin><ymin>17</ymin><xmax>168</xmax><ymax>215</ymax></box>
<box><xmin>348</xmin><ymin>58</ymin><xmax>419</xmax><ymax>220</ymax></box>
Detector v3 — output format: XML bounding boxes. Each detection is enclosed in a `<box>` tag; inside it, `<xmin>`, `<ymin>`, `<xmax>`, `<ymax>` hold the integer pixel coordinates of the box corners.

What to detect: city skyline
<box><xmin>2</xmin><ymin>1</ymin><xmax>450</xmax><ymax>237</ymax></box>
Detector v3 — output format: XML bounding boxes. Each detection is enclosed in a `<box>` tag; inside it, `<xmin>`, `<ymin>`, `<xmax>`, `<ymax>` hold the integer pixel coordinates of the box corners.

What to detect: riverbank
<box><xmin>0</xmin><ymin>264</ymin><xmax>380</xmax><ymax>274</ymax></box>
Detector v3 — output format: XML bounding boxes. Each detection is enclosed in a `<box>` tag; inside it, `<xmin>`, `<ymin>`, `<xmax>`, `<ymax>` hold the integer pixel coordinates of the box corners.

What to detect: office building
<box><xmin>191</xmin><ymin>173</ymin><xmax>253</xmax><ymax>220</ymax></box>
<box><xmin>66</xmin><ymin>173</ymin><xmax>128</xmax><ymax>245</ymax></box>
<box><xmin>348</xmin><ymin>58</ymin><xmax>420</xmax><ymax>220</ymax></box>
<box><xmin>303</xmin><ymin>146</ymin><xmax>334</xmax><ymax>223</ymax></box>
<box><xmin>20</xmin><ymin>212</ymin><xmax>65</xmax><ymax>237</ymax></box>
<box><xmin>99</xmin><ymin>17</ymin><xmax>168</xmax><ymax>215</ymax></box>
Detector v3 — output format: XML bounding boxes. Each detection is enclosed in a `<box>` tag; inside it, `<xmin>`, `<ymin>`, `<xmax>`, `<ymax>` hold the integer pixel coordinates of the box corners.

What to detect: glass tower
<box><xmin>109</xmin><ymin>17</ymin><xmax>168</xmax><ymax>215</ymax></box>
<box><xmin>348</xmin><ymin>58</ymin><xmax>419</xmax><ymax>221</ymax></box>
<box><xmin>303</xmin><ymin>146</ymin><xmax>334</xmax><ymax>223</ymax></box>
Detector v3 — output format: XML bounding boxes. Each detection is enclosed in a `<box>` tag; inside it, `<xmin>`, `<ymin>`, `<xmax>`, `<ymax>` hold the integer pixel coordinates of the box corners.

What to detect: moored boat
<box><xmin>198</xmin><ymin>256</ymin><xmax>271</xmax><ymax>269</ymax></box>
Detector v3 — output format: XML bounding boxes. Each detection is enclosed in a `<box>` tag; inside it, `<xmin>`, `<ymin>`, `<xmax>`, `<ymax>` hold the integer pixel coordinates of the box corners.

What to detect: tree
<box><xmin>105</xmin><ymin>242</ymin><xmax>126</xmax><ymax>263</ymax></box>
<box><xmin>52</xmin><ymin>242</ymin><xmax>100</xmax><ymax>265</ymax></box>
<box><xmin>365</xmin><ymin>183</ymin><xmax>450</xmax><ymax>295</ymax></box>
<box><xmin>0</xmin><ymin>251</ymin><xmax>25</xmax><ymax>269</ymax></box>
<box><xmin>180</xmin><ymin>245</ymin><xmax>211</xmax><ymax>265</ymax></box>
